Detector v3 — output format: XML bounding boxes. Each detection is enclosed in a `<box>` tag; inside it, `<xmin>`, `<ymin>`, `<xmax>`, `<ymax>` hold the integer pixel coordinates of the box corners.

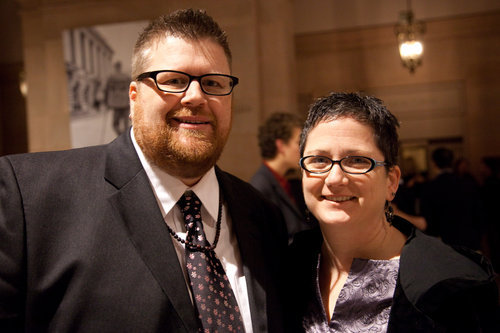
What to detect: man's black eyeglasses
<box><xmin>300</xmin><ymin>155</ymin><xmax>388</xmax><ymax>174</ymax></box>
<box><xmin>135</xmin><ymin>70</ymin><xmax>239</xmax><ymax>96</ymax></box>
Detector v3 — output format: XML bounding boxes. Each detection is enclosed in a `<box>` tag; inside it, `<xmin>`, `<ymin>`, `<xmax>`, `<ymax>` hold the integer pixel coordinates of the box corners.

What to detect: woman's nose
<box><xmin>324</xmin><ymin>163</ymin><xmax>347</xmax><ymax>185</ymax></box>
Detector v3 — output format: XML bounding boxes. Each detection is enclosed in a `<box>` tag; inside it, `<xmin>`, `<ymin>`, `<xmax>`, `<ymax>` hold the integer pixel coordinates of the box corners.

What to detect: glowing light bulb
<box><xmin>399</xmin><ymin>40</ymin><xmax>423</xmax><ymax>60</ymax></box>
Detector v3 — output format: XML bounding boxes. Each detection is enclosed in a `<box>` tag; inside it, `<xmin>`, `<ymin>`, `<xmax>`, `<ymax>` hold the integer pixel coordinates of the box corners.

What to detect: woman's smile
<box><xmin>322</xmin><ymin>195</ymin><xmax>356</xmax><ymax>203</ymax></box>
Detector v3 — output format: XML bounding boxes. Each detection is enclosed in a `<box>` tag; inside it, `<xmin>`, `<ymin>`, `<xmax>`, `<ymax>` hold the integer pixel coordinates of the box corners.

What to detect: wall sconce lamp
<box><xmin>395</xmin><ymin>0</ymin><xmax>425</xmax><ymax>73</ymax></box>
<box><xmin>19</xmin><ymin>70</ymin><xmax>28</xmax><ymax>97</ymax></box>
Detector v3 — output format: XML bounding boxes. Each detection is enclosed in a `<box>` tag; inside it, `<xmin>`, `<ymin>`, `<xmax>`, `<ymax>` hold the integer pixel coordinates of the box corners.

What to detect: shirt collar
<box><xmin>130</xmin><ymin>128</ymin><xmax>220</xmax><ymax>221</ymax></box>
<box><xmin>264</xmin><ymin>162</ymin><xmax>291</xmax><ymax>191</ymax></box>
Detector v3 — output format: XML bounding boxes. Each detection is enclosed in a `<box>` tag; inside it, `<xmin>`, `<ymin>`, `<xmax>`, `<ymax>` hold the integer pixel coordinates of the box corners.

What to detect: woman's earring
<box><xmin>385</xmin><ymin>200</ymin><xmax>394</xmax><ymax>225</ymax></box>
<box><xmin>305</xmin><ymin>209</ymin><xmax>319</xmax><ymax>227</ymax></box>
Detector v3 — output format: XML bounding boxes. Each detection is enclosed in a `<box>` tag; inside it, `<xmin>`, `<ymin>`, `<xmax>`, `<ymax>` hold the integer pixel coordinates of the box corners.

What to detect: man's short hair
<box><xmin>432</xmin><ymin>148</ymin><xmax>454</xmax><ymax>169</ymax></box>
<box><xmin>258</xmin><ymin>112</ymin><xmax>303</xmax><ymax>159</ymax></box>
<box><xmin>131</xmin><ymin>9</ymin><xmax>232</xmax><ymax>79</ymax></box>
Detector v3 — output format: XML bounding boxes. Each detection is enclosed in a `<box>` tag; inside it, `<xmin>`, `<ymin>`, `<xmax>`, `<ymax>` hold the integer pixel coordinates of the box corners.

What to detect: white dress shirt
<box><xmin>131</xmin><ymin>129</ymin><xmax>253</xmax><ymax>333</ymax></box>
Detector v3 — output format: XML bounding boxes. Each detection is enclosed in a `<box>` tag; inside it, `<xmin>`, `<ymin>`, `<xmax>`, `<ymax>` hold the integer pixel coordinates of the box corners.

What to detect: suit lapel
<box><xmin>216</xmin><ymin>168</ymin><xmax>270</xmax><ymax>332</ymax></box>
<box><xmin>104</xmin><ymin>132</ymin><xmax>198</xmax><ymax>331</ymax></box>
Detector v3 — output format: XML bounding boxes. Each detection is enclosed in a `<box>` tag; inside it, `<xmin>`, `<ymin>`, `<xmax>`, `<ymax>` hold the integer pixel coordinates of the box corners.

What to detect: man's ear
<box><xmin>129</xmin><ymin>82</ymin><xmax>138</xmax><ymax>118</ymax></box>
<box><xmin>275</xmin><ymin>138</ymin><xmax>285</xmax><ymax>154</ymax></box>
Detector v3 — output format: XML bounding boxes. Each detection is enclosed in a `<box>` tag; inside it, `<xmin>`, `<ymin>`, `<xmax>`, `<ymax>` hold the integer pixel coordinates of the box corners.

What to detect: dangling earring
<box><xmin>306</xmin><ymin>209</ymin><xmax>312</xmax><ymax>223</ymax></box>
<box><xmin>385</xmin><ymin>200</ymin><xmax>394</xmax><ymax>225</ymax></box>
<box><xmin>305</xmin><ymin>209</ymin><xmax>319</xmax><ymax>227</ymax></box>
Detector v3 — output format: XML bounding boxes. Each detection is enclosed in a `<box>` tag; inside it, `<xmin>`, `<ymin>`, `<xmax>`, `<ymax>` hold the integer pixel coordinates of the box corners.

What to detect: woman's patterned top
<box><xmin>303</xmin><ymin>255</ymin><xmax>400</xmax><ymax>333</ymax></box>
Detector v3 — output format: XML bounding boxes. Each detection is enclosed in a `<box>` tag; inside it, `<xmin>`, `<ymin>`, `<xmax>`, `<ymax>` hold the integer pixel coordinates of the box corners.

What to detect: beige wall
<box><xmin>17</xmin><ymin>0</ymin><xmax>296</xmax><ymax>181</ymax></box>
<box><xmin>295</xmin><ymin>11</ymin><xmax>500</xmax><ymax>177</ymax></box>
<box><xmin>14</xmin><ymin>0</ymin><xmax>500</xmax><ymax>181</ymax></box>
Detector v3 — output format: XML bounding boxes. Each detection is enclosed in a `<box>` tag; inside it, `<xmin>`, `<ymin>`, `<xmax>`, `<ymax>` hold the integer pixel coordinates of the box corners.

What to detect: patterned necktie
<box><xmin>177</xmin><ymin>191</ymin><xmax>245</xmax><ymax>333</ymax></box>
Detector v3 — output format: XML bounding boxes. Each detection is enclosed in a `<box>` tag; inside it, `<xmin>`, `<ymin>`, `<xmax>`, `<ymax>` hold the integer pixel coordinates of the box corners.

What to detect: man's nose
<box><xmin>181</xmin><ymin>79</ymin><xmax>207</xmax><ymax>106</ymax></box>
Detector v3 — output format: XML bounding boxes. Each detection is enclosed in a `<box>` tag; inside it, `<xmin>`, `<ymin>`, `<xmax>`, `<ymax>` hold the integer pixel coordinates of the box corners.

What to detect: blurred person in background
<box><xmin>251</xmin><ymin>112</ymin><xmax>316</xmax><ymax>244</ymax></box>
<box><xmin>480</xmin><ymin>156</ymin><xmax>500</xmax><ymax>272</ymax></box>
<box><xmin>421</xmin><ymin>148</ymin><xmax>484</xmax><ymax>251</ymax></box>
<box><xmin>105</xmin><ymin>61</ymin><xmax>131</xmax><ymax>135</ymax></box>
<box><xmin>392</xmin><ymin>156</ymin><xmax>427</xmax><ymax>231</ymax></box>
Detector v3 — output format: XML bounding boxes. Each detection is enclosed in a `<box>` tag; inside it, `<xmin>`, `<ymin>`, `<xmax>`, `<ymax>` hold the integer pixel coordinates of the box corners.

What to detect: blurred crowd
<box><xmin>393</xmin><ymin>149</ymin><xmax>500</xmax><ymax>272</ymax></box>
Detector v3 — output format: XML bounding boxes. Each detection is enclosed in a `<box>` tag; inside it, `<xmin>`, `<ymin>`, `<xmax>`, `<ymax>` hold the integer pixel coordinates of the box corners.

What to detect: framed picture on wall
<box><xmin>62</xmin><ymin>20</ymin><xmax>147</xmax><ymax>148</ymax></box>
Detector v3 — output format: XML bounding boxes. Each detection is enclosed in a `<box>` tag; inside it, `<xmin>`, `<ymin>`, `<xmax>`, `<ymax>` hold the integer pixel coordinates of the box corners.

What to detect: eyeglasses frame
<box><xmin>299</xmin><ymin>155</ymin><xmax>388</xmax><ymax>175</ymax></box>
<box><xmin>135</xmin><ymin>70</ymin><xmax>239</xmax><ymax>96</ymax></box>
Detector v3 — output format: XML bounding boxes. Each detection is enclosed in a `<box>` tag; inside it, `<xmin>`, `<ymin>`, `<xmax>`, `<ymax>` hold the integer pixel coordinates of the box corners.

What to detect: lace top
<box><xmin>303</xmin><ymin>255</ymin><xmax>400</xmax><ymax>333</ymax></box>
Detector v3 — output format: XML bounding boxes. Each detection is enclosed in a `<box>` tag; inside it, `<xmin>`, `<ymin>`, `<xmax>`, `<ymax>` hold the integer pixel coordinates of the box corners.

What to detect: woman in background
<box><xmin>288</xmin><ymin>92</ymin><xmax>498</xmax><ymax>332</ymax></box>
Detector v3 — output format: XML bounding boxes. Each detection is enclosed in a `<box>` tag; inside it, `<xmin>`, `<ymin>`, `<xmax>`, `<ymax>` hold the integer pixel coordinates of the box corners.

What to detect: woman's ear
<box><xmin>387</xmin><ymin>165</ymin><xmax>401</xmax><ymax>201</ymax></box>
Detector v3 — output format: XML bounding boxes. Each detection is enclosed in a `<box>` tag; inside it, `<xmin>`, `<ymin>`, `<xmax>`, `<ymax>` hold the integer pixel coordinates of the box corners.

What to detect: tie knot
<box><xmin>177</xmin><ymin>191</ymin><xmax>202</xmax><ymax>214</ymax></box>
<box><xmin>172</xmin><ymin>189</ymin><xmax>222</xmax><ymax>253</ymax></box>
<box><xmin>177</xmin><ymin>191</ymin><xmax>204</xmax><ymax>241</ymax></box>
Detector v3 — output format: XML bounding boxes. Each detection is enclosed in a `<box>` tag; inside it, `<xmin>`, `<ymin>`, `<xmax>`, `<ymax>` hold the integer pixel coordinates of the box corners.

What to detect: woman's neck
<box><xmin>318</xmin><ymin>217</ymin><xmax>406</xmax><ymax>320</ymax></box>
<box><xmin>320</xmin><ymin>217</ymin><xmax>406</xmax><ymax>262</ymax></box>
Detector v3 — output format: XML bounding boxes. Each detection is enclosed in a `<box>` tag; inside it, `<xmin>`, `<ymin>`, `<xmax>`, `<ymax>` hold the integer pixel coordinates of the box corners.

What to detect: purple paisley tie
<box><xmin>177</xmin><ymin>191</ymin><xmax>245</xmax><ymax>333</ymax></box>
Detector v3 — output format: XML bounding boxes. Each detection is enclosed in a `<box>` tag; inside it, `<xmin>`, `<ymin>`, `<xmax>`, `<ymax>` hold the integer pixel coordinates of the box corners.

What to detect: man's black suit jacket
<box><xmin>0</xmin><ymin>131</ymin><xmax>288</xmax><ymax>332</ymax></box>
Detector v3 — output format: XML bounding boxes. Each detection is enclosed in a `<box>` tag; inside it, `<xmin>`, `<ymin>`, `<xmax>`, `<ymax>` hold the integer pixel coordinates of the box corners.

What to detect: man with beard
<box><xmin>0</xmin><ymin>9</ymin><xmax>288</xmax><ymax>333</ymax></box>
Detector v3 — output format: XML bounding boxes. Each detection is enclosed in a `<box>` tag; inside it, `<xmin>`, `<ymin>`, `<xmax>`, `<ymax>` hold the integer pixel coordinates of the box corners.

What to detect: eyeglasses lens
<box><xmin>200</xmin><ymin>75</ymin><xmax>233</xmax><ymax>95</ymax></box>
<box><xmin>341</xmin><ymin>156</ymin><xmax>373</xmax><ymax>173</ymax></box>
<box><xmin>156</xmin><ymin>72</ymin><xmax>189</xmax><ymax>92</ymax></box>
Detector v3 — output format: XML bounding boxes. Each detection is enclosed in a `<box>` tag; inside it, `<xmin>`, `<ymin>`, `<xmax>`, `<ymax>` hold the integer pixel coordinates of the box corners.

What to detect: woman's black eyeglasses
<box><xmin>300</xmin><ymin>155</ymin><xmax>387</xmax><ymax>174</ymax></box>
